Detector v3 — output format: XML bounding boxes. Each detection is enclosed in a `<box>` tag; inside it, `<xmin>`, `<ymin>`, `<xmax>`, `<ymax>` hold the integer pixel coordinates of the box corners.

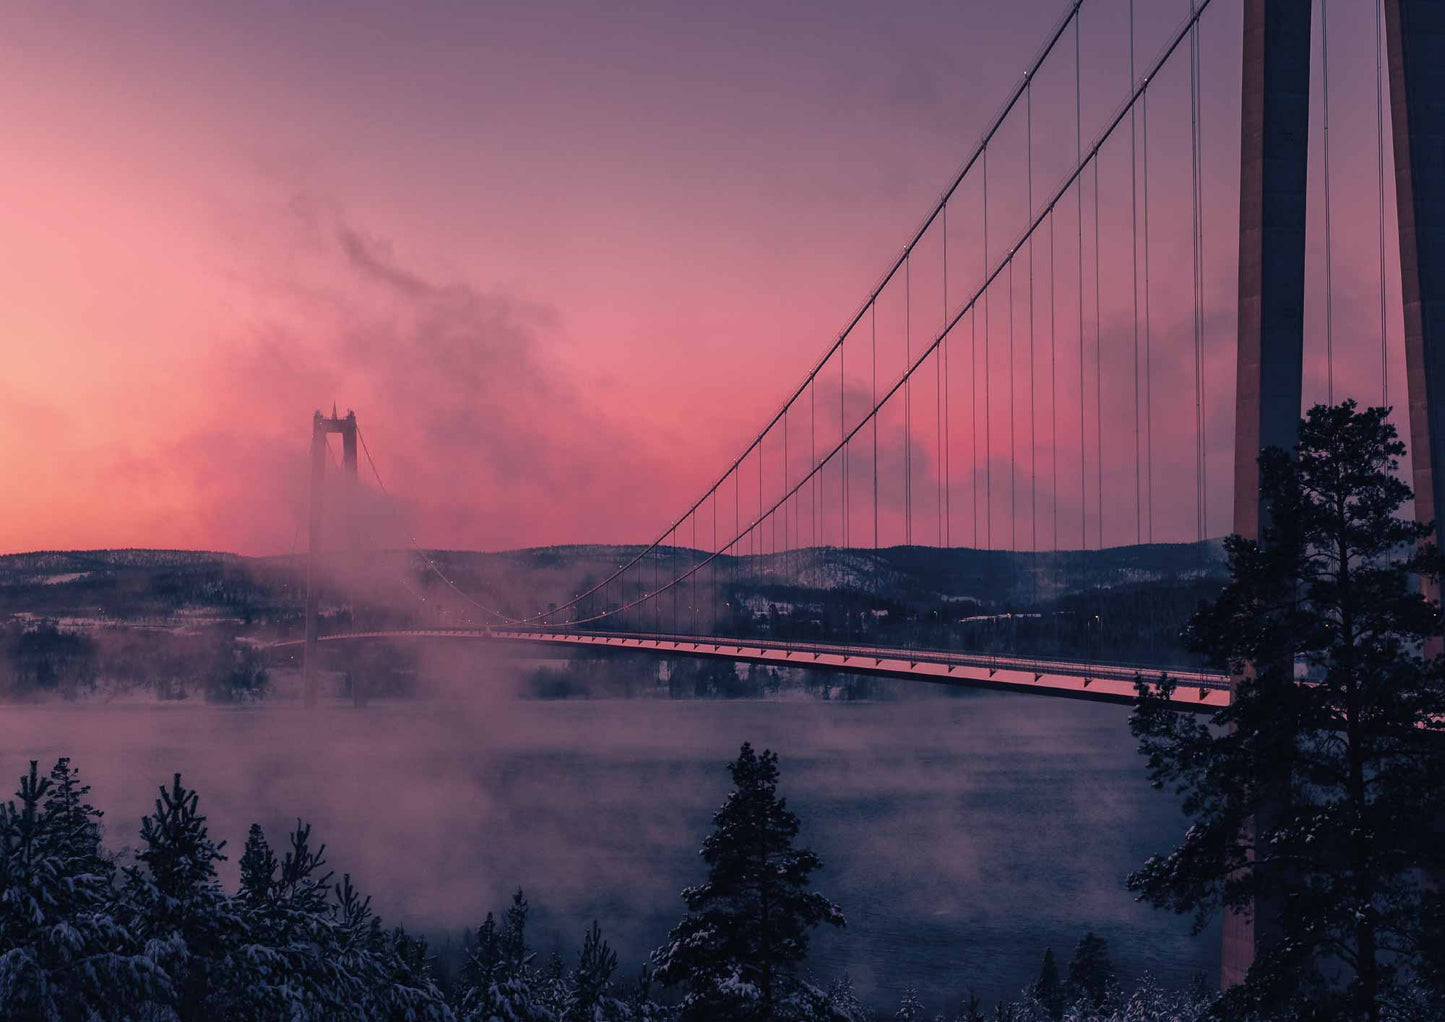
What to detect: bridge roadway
<box><xmin>272</xmin><ymin>628</ymin><xmax>1231</xmax><ymax>710</ymax></box>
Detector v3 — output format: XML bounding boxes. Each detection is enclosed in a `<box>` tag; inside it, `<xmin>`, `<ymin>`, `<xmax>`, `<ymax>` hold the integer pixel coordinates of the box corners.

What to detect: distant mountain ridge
<box><xmin>0</xmin><ymin>540</ymin><xmax>1228</xmax><ymax>623</ymax></box>
<box><xmin>416</xmin><ymin>539</ymin><xmax>1229</xmax><ymax>608</ymax></box>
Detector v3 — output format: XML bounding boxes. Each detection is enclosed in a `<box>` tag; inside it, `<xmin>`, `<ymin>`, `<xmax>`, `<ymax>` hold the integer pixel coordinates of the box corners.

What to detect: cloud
<box><xmin>114</xmin><ymin>190</ymin><xmax>673</xmax><ymax>556</ymax></box>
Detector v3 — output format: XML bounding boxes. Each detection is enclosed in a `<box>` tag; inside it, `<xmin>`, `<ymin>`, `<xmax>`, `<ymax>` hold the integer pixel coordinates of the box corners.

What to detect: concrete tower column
<box><xmin>1225</xmin><ymin>0</ymin><xmax>1312</xmax><ymax>989</ymax></box>
<box><xmin>303</xmin><ymin>411</ymin><xmax>327</xmax><ymax>709</ymax></box>
<box><xmin>1385</xmin><ymin>1</ymin><xmax>1445</xmax><ymax>559</ymax></box>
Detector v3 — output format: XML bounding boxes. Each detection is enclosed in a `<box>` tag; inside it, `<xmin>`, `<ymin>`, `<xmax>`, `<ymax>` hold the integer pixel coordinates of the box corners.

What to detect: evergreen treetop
<box><xmin>653</xmin><ymin>742</ymin><xmax>844</xmax><ymax>1022</ymax></box>
<box><xmin>1130</xmin><ymin>402</ymin><xmax>1445</xmax><ymax>1021</ymax></box>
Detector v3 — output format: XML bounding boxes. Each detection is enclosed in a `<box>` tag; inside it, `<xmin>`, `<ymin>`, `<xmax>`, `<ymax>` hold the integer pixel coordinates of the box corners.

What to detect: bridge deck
<box><xmin>272</xmin><ymin>629</ymin><xmax>1231</xmax><ymax>710</ymax></box>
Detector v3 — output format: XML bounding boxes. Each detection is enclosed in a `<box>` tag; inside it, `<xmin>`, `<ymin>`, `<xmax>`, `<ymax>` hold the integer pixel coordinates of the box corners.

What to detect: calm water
<box><xmin>0</xmin><ymin>687</ymin><xmax>1216</xmax><ymax>1010</ymax></box>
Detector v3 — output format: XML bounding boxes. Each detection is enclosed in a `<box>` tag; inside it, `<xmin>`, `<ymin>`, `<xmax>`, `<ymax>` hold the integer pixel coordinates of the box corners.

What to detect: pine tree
<box><xmin>136</xmin><ymin>772</ymin><xmax>228</xmax><ymax>903</ymax></box>
<box><xmin>1129</xmin><ymin>403</ymin><xmax>1445</xmax><ymax>1021</ymax></box>
<box><xmin>39</xmin><ymin>757</ymin><xmax>106</xmax><ymax>872</ymax></box>
<box><xmin>956</xmin><ymin>989</ymin><xmax>985</xmax><ymax>1022</ymax></box>
<box><xmin>126</xmin><ymin>772</ymin><xmax>239</xmax><ymax>1020</ymax></box>
<box><xmin>0</xmin><ymin>759</ymin><xmax>169</xmax><ymax>1020</ymax></box>
<box><xmin>821</xmin><ymin>974</ymin><xmax>872</xmax><ymax>1022</ymax></box>
<box><xmin>653</xmin><ymin>742</ymin><xmax>844</xmax><ymax>1022</ymax></box>
<box><xmin>458</xmin><ymin>891</ymin><xmax>552</xmax><ymax>1022</ymax></box>
<box><xmin>232</xmin><ymin>820</ymin><xmax>347</xmax><ymax>1016</ymax></box>
<box><xmin>564</xmin><ymin>921</ymin><xmax>625</xmax><ymax>1022</ymax></box>
<box><xmin>504</xmin><ymin>888</ymin><xmax>532</xmax><ymax>965</ymax></box>
<box><xmin>895</xmin><ymin>984</ymin><xmax>924</xmax><ymax>1021</ymax></box>
<box><xmin>382</xmin><ymin>924</ymin><xmax>455</xmax><ymax>1022</ymax></box>
<box><xmin>626</xmin><ymin>962</ymin><xmax>669</xmax><ymax>1022</ymax></box>
<box><xmin>1031</xmin><ymin>948</ymin><xmax>1064</xmax><ymax>1021</ymax></box>
<box><xmin>463</xmin><ymin>914</ymin><xmax>506</xmax><ymax>1001</ymax></box>
<box><xmin>1065</xmin><ymin>932</ymin><xmax>1113</xmax><ymax>1008</ymax></box>
<box><xmin>277</xmin><ymin>818</ymin><xmax>333</xmax><ymax>912</ymax></box>
<box><xmin>238</xmin><ymin>822</ymin><xmax>278</xmax><ymax>905</ymax></box>
<box><xmin>539</xmin><ymin>948</ymin><xmax>570</xmax><ymax>1019</ymax></box>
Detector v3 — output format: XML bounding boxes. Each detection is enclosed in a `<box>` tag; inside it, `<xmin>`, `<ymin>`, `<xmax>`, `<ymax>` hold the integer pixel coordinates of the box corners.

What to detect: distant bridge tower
<box><xmin>303</xmin><ymin>407</ymin><xmax>358</xmax><ymax>707</ymax></box>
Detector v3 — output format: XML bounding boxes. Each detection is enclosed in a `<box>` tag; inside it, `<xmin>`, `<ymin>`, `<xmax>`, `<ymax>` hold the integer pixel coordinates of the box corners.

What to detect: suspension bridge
<box><xmin>266</xmin><ymin>0</ymin><xmax>1445</xmax><ymax>987</ymax></box>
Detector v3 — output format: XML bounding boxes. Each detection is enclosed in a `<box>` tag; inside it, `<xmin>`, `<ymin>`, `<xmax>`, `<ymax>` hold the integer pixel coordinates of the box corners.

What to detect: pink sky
<box><xmin>0</xmin><ymin>0</ymin><xmax>1408</xmax><ymax>554</ymax></box>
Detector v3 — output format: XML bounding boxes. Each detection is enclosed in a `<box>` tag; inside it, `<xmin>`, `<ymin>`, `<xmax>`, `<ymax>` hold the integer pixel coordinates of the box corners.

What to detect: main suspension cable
<box><xmin>355</xmin><ymin>425</ymin><xmax>520</xmax><ymax>624</ymax></box>
<box><xmin>496</xmin><ymin>0</ymin><xmax>1216</xmax><ymax>627</ymax></box>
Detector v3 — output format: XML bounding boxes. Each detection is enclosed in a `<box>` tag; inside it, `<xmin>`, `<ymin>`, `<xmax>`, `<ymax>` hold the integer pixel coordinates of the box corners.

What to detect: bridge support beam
<box><xmin>1386</xmin><ymin>1</ymin><xmax>1445</xmax><ymax>561</ymax></box>
<box><xmin>1227</xmin><ymin>0</ymin><xmax>1312</xmax><ymax>990</ymax></box>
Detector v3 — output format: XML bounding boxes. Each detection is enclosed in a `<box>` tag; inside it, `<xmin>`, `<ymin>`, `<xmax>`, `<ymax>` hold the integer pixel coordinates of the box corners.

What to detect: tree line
<box><xmin>0</xmin><ymin>745</ymin><xmax>1213</xmax><ymax>1022</ymax></box>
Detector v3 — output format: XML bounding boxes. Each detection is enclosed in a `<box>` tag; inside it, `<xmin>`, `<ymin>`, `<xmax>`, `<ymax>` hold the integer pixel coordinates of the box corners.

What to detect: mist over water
<box><xmin>0</xmin><ymin>681</ymin><xmax>1216</xmax><ymax>1010</ymax></box>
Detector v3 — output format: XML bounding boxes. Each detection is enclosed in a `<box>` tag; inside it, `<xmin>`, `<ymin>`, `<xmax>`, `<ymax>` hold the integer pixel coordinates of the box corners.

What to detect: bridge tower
<box><xmin>1227</xmin><ymin>0</ymin><xmax>1445</xmax><ymax>987</ymax></box>
<box><xmin>303</xmin><ymin>407</ymin><xmax>358</xmax><ymax>707</ymax></box>
<box><xmin>1226</xmin><ymin>0</ymin><xmax>1312</xmax><ymax>987</ymax></box>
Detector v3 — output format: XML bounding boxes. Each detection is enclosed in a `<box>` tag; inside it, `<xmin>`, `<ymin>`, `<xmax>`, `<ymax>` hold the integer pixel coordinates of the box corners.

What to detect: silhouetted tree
<box><xmin>820</xmin><ymin>974</ymin><xmax>871</xmax><ymax>1022</ymax></box>
<box><xmin>626</xmin><ymin>962</ymin><xmax>669</xmax><ymax>1022</ymax></box>
<box><xmin>894</xmin><ymin>984</ymin><xmax>924</xmax><ymax>1021</ymax></box>
<box><xmin>653</xmin><ymin>742</ymin><xmax>844</xmax><ymax>1021</ymax></box>
<box><xmin>564</xmin><ymin>921</ymin><xmax>625</xmax><ymax>1022</ymax></box>
<box><xmin>1031</xmin><ymin>948</ymin><xmax>1064</xmax><ymax>1020</ymax></box>
<box><xmin>1066</xmin><ymin>932</ymin><xmax>1114</xmax><ymax>1008</ymax></box>
<box><xmin>1130</xmin><ymin>402</ymin><xmax>1445</xmax><ymax>1021</ymax></box>
<box><xmin>238</xmin><ymin>822</ymin><xmax>278</xmax><ymax>906</ymax></box>
<box><xmin>0</xmin><ymin>760</ymin><xmax>167</xmax><ymax>1019</ymax></box>
<box><xmin>459</xmin><ymin>890</ymin><xmax>551</xmax><ymax>1021</ymax></box>
<box><xmin>126</xmin><ymin>773</ymin><xmax>239</xmax><ymax>1020</ymax></box>
<box><xmin>957</xmin><ymin>989</ymin><xmax>986</xmax><ymax>1022</ymax></box>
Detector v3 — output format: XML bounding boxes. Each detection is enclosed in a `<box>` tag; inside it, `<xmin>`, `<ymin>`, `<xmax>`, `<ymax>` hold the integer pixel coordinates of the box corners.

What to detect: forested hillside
<box><xmin>0</xmin><ymin>541</ymin><xmax>1226</xmax><ymax>700</ymax></box>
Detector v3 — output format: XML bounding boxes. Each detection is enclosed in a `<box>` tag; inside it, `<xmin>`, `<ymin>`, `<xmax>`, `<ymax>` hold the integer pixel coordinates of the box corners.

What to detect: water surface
<box><xmin>0</xmin><ymin>688</ymin><xmax>1217</xmax><ymax>1010</ymax></box>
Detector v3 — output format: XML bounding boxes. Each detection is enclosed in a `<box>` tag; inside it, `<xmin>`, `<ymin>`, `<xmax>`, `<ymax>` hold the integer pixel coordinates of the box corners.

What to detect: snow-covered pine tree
<box><xmin>894</xmin><ymin>985</ymin><xmax>924</xmax><ymax>1022</ymax></box>
<box><xmin>563</xmin><ymin>921</ymin><xmax>627</xmax><ymax>1022</ymax></box>
<box><xmin>1031</xmin><ymin>949</ymin><xmax>1064</xmax><ymax>1021</ymax></box>
<box><xmin>653</xmin><ymin>742</ymin><xmax>844</xmax><ymax>1022</ymax></box>
<box><xmin>277</xmin><ymin>819</ymin><xmax>333</xmax><ymax>913</ymax></box>
<box><xmin>327</xmin><ymin>876</ymin><xmax>452</xmax><ymax>1022</ymax></box>
<box><xmin>458</xmin><ymin>891</ymin><xmax>553</xmax><ymax>1021</ymax></box>
<box><xmin>625</xmin><ymin>961</ymin><xmax>670</xmax><ymax>1022</ymax></box>
<box><xmin>0</xmin><ymin>759</ymin><xmax>169</xmax><ymax>1020</ymax></box>
<box><xmin>134</xmin><ymin>773</ymin><xmax>228</xmax><ymax>904</ymax></box>
<box><xmin>238</xmin><ymin>822</ymin><xmax>278</xmax><ymax>906</ymax></box>
<box><xmin>1065</xmin><ymin>933</ymin><xmax>1113</xmax><ymax>1009</ymax></box>
<box><xmin>377</xmin><ymin>923</ymin><xmax>456</xmax><ymax>1022</ymax></box>
<box><xmin>820</xmin><ymin>974</ymin><xmax>872</xmax><ymax>1022</ymax></box>
<box><xmin>125</xmin><ymin>772</ymin><xmax>241</xmax><ymax>1020</ymax></box>
<box><xmin>537</xmin><ymin>948</ymin><xmax>571</xmax><ymax>1019</ymax></box>
<box><xmin>957</xmin><ymin>989</ymin><xmax>985</xmax><ymax>1022</ymax></box>
<box><xmin>463</xmin><ymin>915</ymin><xmax>505</xmax><ymax>1000</ymax></box>
<box><xmin>503</xmin><ymin>889</ymin><xmax>531</xmax><ymax>963</ymax></box>
<box><xmin>39</xmin><ymin>757</ymin><xmax>106</xmax><ymax>872</ymax></box>
<box><xmin>229</xmin><ymin>819</ymin><xmax>348</xmax><ymax>1016</ymax></box>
